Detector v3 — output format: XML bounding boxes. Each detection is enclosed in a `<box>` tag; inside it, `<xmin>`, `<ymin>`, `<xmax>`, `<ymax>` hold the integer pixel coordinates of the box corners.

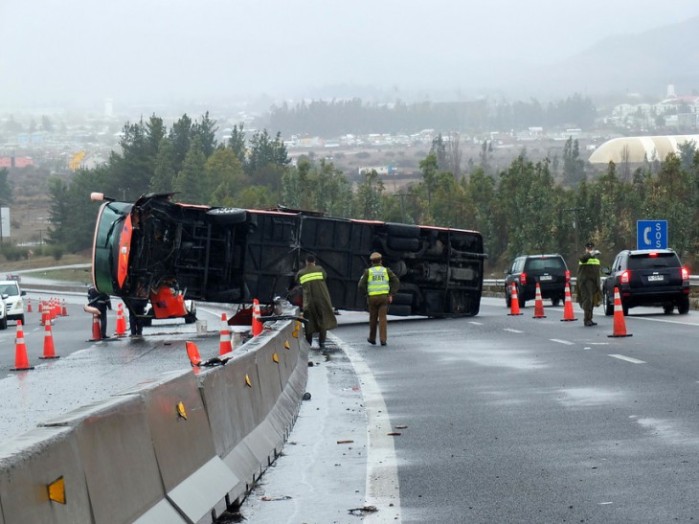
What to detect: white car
<box><xmin>0</xmin><ymin>280</ymin><xmax>25</xmax><ymax>326</ymax></box>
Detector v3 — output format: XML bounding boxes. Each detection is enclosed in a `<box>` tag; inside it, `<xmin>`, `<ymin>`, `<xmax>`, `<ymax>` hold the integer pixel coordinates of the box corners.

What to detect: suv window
<box><xmin>526</xmin><ymin>258</ymin><xmax>565</xmax><ymax>272</ymax></box>
<box><xmin>628</xmin><ymin>252</ymin><xmax>679</xmax><ymax>270</ymax></box>
<box><xmin>0</xmin><ymin>283</ymin><xmax>19</xmax><ymax>296</ymax></box>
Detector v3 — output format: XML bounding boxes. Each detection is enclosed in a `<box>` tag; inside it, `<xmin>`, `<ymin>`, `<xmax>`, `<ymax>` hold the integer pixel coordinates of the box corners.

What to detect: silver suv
<box><xmin>0</xmin><ymin>280</ymin><xmax>26</xmax><ymax>325</ymax></box>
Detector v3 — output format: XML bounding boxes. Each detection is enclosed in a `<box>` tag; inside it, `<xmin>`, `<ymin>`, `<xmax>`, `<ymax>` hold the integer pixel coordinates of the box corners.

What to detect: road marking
<box><xmin>550</xmin><ymin>338</ymin><xmax>574</xmax><ymax>345</ymax></box>
<box><xmin>588</xmin><ymin>342</ymin><xmax>610</xmax><ymax>345</ymax></box>
<box><xmin>503</xmin><ymin>328</ymin><xmax>523</xmax><ymax>333</ymax></box>
<box><xmin>609</xmin><ymin>354</ymin><xmax>646</xmax><ymax>364</ymax></box>
<box><xmin>469</xmin><ymin>321</ymin><xmax>483</xmax><ymax>325</ymax></box>
<box><xmin>330</xmin><ymin>334</ymin><xmax>401</xmax><ymax>522</ymax></box>
<box><xmin>634</xmin><ymin>317</ymin><xmax>699</xmax><ymax>327</ymax></box>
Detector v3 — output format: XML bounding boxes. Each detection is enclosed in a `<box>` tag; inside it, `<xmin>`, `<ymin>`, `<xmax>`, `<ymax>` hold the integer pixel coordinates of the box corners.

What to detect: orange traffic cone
<box><xmin>90</xmin><ymin>315</ymin><xmax>102</xmax><ymax>341</ymax></box>
<box><xmin>608</xmin><ymin>287</ymin><xmax>632</xmax><ymax>338</ymax></box>
<box><xmin>27</xmin><ymin>298</ymin><xmax>32</xmax><ymax>313</ymax></box>
<box><xmin>40</xmin><ymin>318</ymin><xmax>59</xmax><ymax>359</ymax></box>
<box><xmin>560</xmin><ymin>282</ymin><xmax>577</xmax><ymax>322</ymax></box>
<box><xmin>533</xmin><ymin>282</ymin><xmax>546</xmax><ymax>319</ymax></box>
<box><xmin>114</xmin><ymin>303</ymin><xmax>127</xmax><ymax>337</ymax></box>
<box><xmin>252</xmin><ymin>299</ymin><xmax>263</xmax><ymax>337</ymax></box>
<box><xmin>186</xmin><ymin>341</ymin><xmax>202</xmax><ymax>367</ymax></box>
<box><xmin>11</xmin><ymin>321</ymin><xmax>34</xmax><ymax>371</ymax></box>
<box><xmin>508</xmin><ymin>282</ymin><xmax>522</xmax><ymax>316</ymax></box>
<box><xmin>219</xmin><ymin>313</ymin><xmax>233</xmax><ymax>355</ymax></box>
<box><xmin>61</xmin><ymin>299</ymin><xmax>68</xmax><ymax>316</ymax></box>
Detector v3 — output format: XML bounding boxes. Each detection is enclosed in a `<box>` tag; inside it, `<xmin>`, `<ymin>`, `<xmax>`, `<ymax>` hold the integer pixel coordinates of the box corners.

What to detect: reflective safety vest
<box><xmin>367</xmin><ymin>266</ymin><xmax>390</xmax><ymax>295</ymax></box>
<box><xmin>579</xmin><ymin>257</ymin><xmax>600</xmax><ymax>266</ymax></box>
<box><xmin>299</xmin><ymin>270</ymin><xmax>324</xmax><ymax>285</ymax></box>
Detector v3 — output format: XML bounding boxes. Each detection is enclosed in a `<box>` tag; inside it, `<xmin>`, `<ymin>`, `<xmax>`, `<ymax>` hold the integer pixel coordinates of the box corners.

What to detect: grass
<box><xmin>0</xmin><ymin>253</ymin><xmax>92</xmax><ymax>283</ymax></box>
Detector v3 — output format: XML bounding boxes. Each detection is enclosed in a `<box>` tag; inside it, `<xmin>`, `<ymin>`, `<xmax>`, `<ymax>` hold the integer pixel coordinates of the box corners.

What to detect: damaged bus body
<box><xmin>91</xmin><ymin>192</ymin><xmax>486</xmax><ymax>320</ymax></box>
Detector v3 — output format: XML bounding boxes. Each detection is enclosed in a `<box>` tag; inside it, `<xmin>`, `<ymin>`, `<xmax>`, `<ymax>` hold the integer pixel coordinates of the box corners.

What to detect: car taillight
<box><xmin>565</xmin><ymin>270</ymin><xmax>570</xmax><ymax>282</ymax></box>
<box><xmin>519</xmin><ymin>272</ymin><xmax>527</xmax><ymax>285</ymax></box>
<box><xmin>620</xmin><ymin>270</ymin><xmax>630</xmax><ymax>284</ymax></box>
<box><xmin>681</xmin><ymin>267</ymin><xmax>689</xmax><ymax>281</ymax></box>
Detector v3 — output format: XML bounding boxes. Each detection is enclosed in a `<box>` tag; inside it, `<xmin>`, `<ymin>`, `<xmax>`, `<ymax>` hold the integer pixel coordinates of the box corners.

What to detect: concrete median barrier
<box><xmin>0</xmin><ymin>307</ymin><xmax>308</xmax><ymax>524</ymax></box>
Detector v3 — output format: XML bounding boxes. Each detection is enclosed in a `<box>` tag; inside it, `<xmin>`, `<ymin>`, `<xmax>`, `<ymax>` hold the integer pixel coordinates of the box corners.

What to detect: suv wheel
<box><xmin>551</xmin><ymin>298</ymin><xmax>560</xmax><ymax>307</ymax></box>
<box><xmin>677</xmin><ymin>296</ymin><xmax>690</xmax><ymax>315</ymax></box>
<box><xmin>604</xmin><ymin>290</ymin><xmax>614</xmax><ymax>316</ymax></box>
<box><xmin>0</xmin><ymin>317</ymin><xmax>6</xmax><ymax>330</ymax></box>
<box><xmin>622</xmin><ymin>301</ymin><xmax>629</xmax><ymax>316</ymax></box>
<box><xmin>663</xmin><ymin>304</ymin><xmax>674</xmax><ymax>315</ymax></box>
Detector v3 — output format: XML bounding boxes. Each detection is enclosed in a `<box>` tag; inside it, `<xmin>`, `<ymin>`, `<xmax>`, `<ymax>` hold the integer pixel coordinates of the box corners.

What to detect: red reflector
<box><xmin>519</xmin><ymin>272</ymin><xmax>527</xmax><ymax>285</ymax></box>
<box><xmin>648</xmin><ymin>252</ymin><xmax>658</xmax><ymax>257</ymax></box>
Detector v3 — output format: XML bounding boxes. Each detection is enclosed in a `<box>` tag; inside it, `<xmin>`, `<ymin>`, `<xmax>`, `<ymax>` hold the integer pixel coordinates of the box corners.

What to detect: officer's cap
<box><xmin>585</xmin><ymin>242</ymin><xmax>595</xmax><ymax>248</ymax></box>
<box><xmin>369</xmin><ymin>252</ymin><xmax>382</xmax><ymax>261</ymax></box>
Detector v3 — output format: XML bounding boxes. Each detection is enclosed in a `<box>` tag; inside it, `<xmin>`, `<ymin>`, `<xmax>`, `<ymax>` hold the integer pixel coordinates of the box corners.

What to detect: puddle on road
<box><xmin>557</xmin><ymin>387</ymin><xmax>625</xmax><ymax>407</ymax></box>
<box><xmin>634</xmin><ymin>417</ymin><xmax>699</xmax><ymax>446</ymax></box>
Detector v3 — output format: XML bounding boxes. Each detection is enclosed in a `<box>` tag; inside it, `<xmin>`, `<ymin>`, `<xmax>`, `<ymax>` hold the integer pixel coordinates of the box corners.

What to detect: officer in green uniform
<box><xmin>577</xmin><ymin>241</ymin><xmax>602</xmax><ymax>326</ymax></box>
<box><xmin>358</xmin><ymin>252</ymin><xmax>400</xmax><ymax>346</ymax></box>
<box><xmin>296</xmin><ymin>255</ymin><xmax>337</xmax><ymax>348</ymax></box>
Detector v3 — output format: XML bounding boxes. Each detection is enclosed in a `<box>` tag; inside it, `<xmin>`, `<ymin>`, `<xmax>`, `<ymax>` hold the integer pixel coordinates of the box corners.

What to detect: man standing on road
<box><xmin>296</xmin><ymin>255</ymin><xmax>337</xmax><ymax>349</ymax></box>
<box><xmin>577</xmin><ymin>241</ymin><xmax>602</xmax><ymax>326</ymax></box>
<box><xmin>358</xmin><ymin>252</ymin><xmax>400</xmax><ymax>346</ymax></box>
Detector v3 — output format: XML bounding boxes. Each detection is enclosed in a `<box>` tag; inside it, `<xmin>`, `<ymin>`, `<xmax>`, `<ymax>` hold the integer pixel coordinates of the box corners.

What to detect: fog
<box><xmin>2</xmin><ymin>0</ymin><xmax>699</xmax><ymax>111</ymax></box>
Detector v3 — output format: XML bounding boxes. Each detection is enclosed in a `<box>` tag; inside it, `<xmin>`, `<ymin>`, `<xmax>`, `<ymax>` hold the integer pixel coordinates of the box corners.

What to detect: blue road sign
<box><xmin>637</xmin><ymin>220</ymin><xmax>668</xmax><ymax>249</ymax></box>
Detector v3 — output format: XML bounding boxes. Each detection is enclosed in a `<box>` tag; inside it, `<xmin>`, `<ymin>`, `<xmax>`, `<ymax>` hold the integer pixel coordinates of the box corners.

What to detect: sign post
<box><xmin>636</xmin><ymin>220</ymin><xmax>668</xmax><ymax>249</ymax></box>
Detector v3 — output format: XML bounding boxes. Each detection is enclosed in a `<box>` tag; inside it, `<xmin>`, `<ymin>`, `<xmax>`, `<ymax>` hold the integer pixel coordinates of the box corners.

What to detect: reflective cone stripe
<box><xmin>608</xmin><ymin>287</ymin><xmax>632</xmax><ymax>338</ymax></box>
<box><xmin>508</xmin><ymin>282</ymin><xmax>522</xmax><ymax>316</ymax></box>
<box><xmin>61</xmin><ymin>299</ymin><xmax>68</xmax><ymax>316</ymax></box>
<box><xmin>560</xmin><ymin>282</ymin><xmax>577</xmax><ymax>322</ymax></box>
<box><xmin>114</xmin><ymin>303</ymin><xmax>127</xmax><ymax>337</ymax></box>
<box><xmin>41</xmin><ymin>319</ymin><xmax>59</xmax><ymax>359</ymax></box>
<box><xmin>11</xmin><ymin>321</ymin><xmax>34</xmax><ymax>371</ymax></box>
<box><xmin>252</xmin><ymin>299</ymin><xmax>263</xmax><ymax>337</ymax></box>
<box><xmin>533</xmin><ymin>282</ymin><xmax>546</xmax><ymax>318</ymax></box>
<box><xmin>27</xmin><ymin>298</ymin><xmax>32</xmax><ymax>313</ymax></box>
<box><xmin>219</xmin><ymin>313</ymin><xmax>233</xmax><ymax>355</ymax></box>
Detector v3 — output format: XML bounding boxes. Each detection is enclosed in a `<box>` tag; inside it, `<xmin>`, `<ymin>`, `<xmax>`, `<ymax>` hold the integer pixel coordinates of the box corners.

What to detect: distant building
<box><xmin>0</xmin><ymin>156</ymin><xmax>34</xmax><ymax>168</ymax></box>
<box><xmin>588</xmin><ymin>135</ymin><xmax>699</xmax><ymax>164</ymax></box>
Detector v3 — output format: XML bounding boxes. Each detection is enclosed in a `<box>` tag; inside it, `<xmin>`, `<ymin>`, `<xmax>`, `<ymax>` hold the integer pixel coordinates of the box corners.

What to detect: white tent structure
<box><xmin>588</xmin><ymin>135</ymin><xmax>699</xmax><ymax>164</ymax></box>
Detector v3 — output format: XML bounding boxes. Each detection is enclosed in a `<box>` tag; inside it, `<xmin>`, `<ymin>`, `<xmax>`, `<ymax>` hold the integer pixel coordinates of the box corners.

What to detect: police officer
<box><xmin>577</xmin><ymin>241</ymin><xmax>602</xmax><ymax>326</ymax></box>
<box><xmin>87</xmin><ymin>286</ymin><xmax>112</xmax><ymax>338</ymax></box>
<box><xmin>296</xmin><ymin>255</ymin><xmax>337</xmax><ymax>349</ymax></box>
<box><xmin>358</xmin><ymin>252</ymin><xmax>400</xmax><ymax>346</ymax></box>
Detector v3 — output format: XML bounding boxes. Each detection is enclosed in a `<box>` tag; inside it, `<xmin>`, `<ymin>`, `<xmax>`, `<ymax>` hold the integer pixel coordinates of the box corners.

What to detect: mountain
<box><xmin>516</xmin><ymin>16</ymin><xmax>699</xmax><ymax>99</ymax></box>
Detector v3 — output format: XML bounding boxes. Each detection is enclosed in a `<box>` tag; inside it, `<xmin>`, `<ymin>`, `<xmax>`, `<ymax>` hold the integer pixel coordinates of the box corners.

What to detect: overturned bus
<box><xmin>90</xmin><ymin>192</ymin><xmax>486</xmax><ymax>320</ymax></box>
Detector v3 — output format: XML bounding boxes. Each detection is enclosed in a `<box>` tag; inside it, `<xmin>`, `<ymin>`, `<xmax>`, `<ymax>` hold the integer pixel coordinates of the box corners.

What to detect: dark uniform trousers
<box><xmin>367</xmin><ymin>294</ymin><xmax>390</xmax><ymax>344</ymax></box>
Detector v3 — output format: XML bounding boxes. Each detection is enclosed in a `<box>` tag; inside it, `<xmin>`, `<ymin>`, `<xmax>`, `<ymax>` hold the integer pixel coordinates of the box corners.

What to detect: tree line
<box><xmin>263</xmin><ymin>94</ymin><xmax>597</xmax><ymax>137</ymax></box>
<box><xmin>43</xmin><ymin>112</ymin><xmax>699</xmax><ymax>272</ymax></box>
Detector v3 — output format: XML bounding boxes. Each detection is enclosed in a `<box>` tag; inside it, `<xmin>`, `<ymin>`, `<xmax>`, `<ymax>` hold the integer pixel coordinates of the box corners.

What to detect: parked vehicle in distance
<box><xmin>602</xmin><ymin>249</ymin><xmax>690</xmax><ymax>315</ymax></box>
<box><xmin>0</xmin><ymin>280</ymin><xmax>26</xmax><ymax>325</ymax></box>
<box><xmin>505</xmin><ymin>254</ymin><xmax>570</xmax><ymax>308</ymax></box>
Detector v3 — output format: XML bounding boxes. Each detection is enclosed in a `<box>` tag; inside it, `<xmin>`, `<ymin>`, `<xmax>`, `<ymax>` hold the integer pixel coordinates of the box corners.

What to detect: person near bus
<box><xmin>296</xmin><ymin>254</ymin><xmax>337</xmax><ymax>349</ymax></box>
<box><xmin>358</xmin><ymin>252</ymin><xmax>400</xmax><ymax>346</ymax></box>
<box><xmin>577</xmin><ymin>241</ymin><xmax>602</xmax><ymax>326</ymax></box>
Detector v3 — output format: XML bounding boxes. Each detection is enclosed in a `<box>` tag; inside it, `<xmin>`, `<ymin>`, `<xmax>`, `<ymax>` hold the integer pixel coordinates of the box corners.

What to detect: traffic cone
<box><xmin>186</xmin><ymin>341</ymin><xmax>202</xmax><ymax>367</ymax></box>
<box><xmin>61</xmin><ymin>299</ymin><xmax>68</xmax><ymax>316</ymax></box>
<box><xmin>40</xmin><ymin>318</ymin><xmax>59</xmax><ymax>359</ymax></box>
<box><xmin>11</xmin><ymin>321</ymin><xmax>34</xmax><ymax>371</ymax></box>
<box><xmin>533</xmin><ymin>282</ymin><xmax>546</xmax><ymax>319</ymax></box>
<box><xmin>252</xmin><ymin>299</ymin><xmax>263</xmax><ymax>337</ymax></box>
<box><xmin>219</xmin><ymin>313</ymin><xmax>233</xmax><ymax>355</ymax></box>
<box><xmin>114</xmin><ymin>303</ymin><xmax>127</xmax><ymax>337</ymax></box>
<box><xmin>608</xmin><ymin>287</ymin><xmax>632</xmax><ymax>338</ymax></box>
<box><xmin>27</xmin><ymin>298</ymin><xmax>32</xmax><ymax>313</ymax></box>
<box><xmin>90</xmin><ymin>315</ymin><xmax>102</xmax><ymax>341</ymax></box>
<box><xmin>508</xmin><ymin>282</ymin><xmax>522</xmax><ymax>316</ymax></box>
<box><xmin>560</xmin><ymin>282</ymin><xmax>577</xmax><ymax>322</ymax></box>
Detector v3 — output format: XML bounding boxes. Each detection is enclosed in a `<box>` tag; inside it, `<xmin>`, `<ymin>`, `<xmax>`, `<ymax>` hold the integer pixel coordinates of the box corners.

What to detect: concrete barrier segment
<box><xmin>41</xmin><ymin>395</ymin><xmax>169</xmax><ymax>524</ymax></box>
<box><xmin>0</xmin><ymin>426</ymin><xmax>91</xmax><ymax>524</ymax></box>
<box><xmin>117</xmin><ymin>370</ymin><xmax>235</xmax><ymax>523</ymax></box>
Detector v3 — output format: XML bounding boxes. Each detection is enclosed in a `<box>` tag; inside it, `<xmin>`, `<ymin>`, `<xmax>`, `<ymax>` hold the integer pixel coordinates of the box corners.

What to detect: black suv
<box><xmin>602</xmin><ymin>249</ymin><xmax>690</xmax><ymax>315</ymax></box>
<box><xmin>505</xmin><ymin>254</ymin><xmax>570</xmax><ymax>308</ymax></box>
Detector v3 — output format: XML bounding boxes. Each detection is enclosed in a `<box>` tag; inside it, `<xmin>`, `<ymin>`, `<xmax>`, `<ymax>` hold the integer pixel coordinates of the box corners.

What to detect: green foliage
<box><xmin>0</xmin><ymin>168</ymin><xmax>12</xmax><ymax>204</ymax></box>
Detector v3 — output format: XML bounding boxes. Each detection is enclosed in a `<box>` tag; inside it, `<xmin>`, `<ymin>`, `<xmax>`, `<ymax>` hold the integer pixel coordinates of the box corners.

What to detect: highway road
<box><xmin>4</xmin><ymin>289</ymin><xmax>699</xmax><ymax>523</ymax></box>
<box><xmin>242</xmin><ymin>297</ymin><xmax>699</xmax><ymax>524</ymax></box>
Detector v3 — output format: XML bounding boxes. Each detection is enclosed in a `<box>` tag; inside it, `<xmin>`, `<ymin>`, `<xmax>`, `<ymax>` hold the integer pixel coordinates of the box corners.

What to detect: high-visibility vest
<box><xmin>299</xmin><ymin>270</ymin><xmax>324</xmax><ymax>284</ymax></box>
<box><xmin>367</xmin><ymin>267</ymin><xmax>390</xmax><ymax>296</ymax></box>
<box><xmin>579</xmin><ymin>257</ymin><xmax>600</xmax><ymax>266</ymax></box>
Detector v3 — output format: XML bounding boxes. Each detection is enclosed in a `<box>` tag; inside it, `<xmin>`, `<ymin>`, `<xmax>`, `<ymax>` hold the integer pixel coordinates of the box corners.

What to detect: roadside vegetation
<box><xmin>1</xmin><ymin>103</ymin><xmax>698</xmax><ymax>273</ymax></box>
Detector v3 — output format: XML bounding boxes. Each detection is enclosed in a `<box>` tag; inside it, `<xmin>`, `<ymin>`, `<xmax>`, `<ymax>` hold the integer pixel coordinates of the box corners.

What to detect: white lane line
<box><xmin>503</xmin><ymin>328</ymin><xmax>524</xmax><ymax>333</ymax></box>
<box><xmin>469</xmin><ymin>321</ymin><xmax>483</xmax><ymax>325</ymax></box>
<box><xmin>633</xmin><ymin>317</ymin><xmax>699</xmax><ymax>327</ymax></box>
<box><xmin>550</xmin><ymin>339</ymin><xmax>574</xmax><ymax>345</ymax></box>
<box><xmin>609</xmin><ymin>354</ymin><xmax>646</xmax><ymax>364</ymax></box>
<box><xmin>330</xmin><ymin>334</ymin><xmax>401</xmax><ymax>522</ymax></box>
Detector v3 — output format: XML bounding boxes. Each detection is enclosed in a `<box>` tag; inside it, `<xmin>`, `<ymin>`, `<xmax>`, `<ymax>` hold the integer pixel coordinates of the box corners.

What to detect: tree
<box><xmin>228</xmin><ymin>123</ymin><xmax>247</xmax><ymax>165</ymax></box>
<box><xmin>173</xmin><ymin>136</ymin><xmax>207</xmax><ymax>204</ymax></box>
<box><xmin>192</xmin><ymin>111</ymin><xmax>218</xmax><ymax>158</ymax></box>
<box><xmin>169</xmin><ymin>114</ymin><xmax>193</xmax><ymax>174</ymax></box>
<box><xmin>150</xmin><ymin>137</ymin><xmax>177</xmax><ymax>193</ymax></box>
<box><xmin>205</xmin><ymin>147</ymin><xmax>246</xmax><ymax>206</ymax></box>
<box><xmin>0</xmin><ymin>168</ymin><xmax>13</xmax><ymax>204</ymax></box>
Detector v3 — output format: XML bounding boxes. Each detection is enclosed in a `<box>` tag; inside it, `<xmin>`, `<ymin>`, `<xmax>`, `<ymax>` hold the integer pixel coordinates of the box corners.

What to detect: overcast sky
<box><xmin>2</xmin><ymin>0</ymin><xmax>699</xmax><ymax>112</ymax></box>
